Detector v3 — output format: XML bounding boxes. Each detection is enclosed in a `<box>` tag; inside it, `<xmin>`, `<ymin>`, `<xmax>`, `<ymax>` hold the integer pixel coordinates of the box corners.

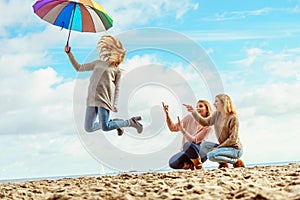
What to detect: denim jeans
<box><xmin>168</xmin><ymin>151</ymin><xmax>193</xmax><ymax>169</ymax></box>
<box><xmin>200</xmin><ymin>141</ymin><xmax>243</xmax><ymax>164</ymax></box>
<box><xmin>182</xmin><ymin>142</ymin><xmax>207</xmax><ymax>163</ymax></box>
<box><xmin>84</xmin><ymin>106</ymin><xmax>130</xmax><ymax>132</ymax></box>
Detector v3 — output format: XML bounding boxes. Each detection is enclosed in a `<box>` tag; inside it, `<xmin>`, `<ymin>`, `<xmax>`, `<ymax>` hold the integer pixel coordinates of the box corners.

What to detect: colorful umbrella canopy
<box><xmin>32</xmin><ymin>0</ymin><xmax>113</xmax><ymax>44</ymax></box>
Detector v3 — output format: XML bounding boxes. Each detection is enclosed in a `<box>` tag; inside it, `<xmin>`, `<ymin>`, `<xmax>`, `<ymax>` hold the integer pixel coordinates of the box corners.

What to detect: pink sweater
<box><xmin>166</xmin><ymin>114</ymin><xmax>212</xmax><ymax>150</ymax></box>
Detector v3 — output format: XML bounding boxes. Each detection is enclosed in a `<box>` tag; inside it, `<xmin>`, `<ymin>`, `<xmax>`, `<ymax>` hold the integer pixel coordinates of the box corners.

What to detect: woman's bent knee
<box><xmin>101</xmin><ymin>124</ymin><xmax>110</xmax><ymax>131</ymax></box>
<box><xmin>207</xmin><ymin>151</ymin><xmax>217</xmax><ymax>162</ymax></box>
<box><xmin>84</xmin><ymin>126</ymin><xmax>94</xmax><ymax>133</ymax></box>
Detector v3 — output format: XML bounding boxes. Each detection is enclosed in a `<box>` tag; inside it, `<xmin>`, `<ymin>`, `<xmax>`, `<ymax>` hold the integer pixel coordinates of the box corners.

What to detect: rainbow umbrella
<box><xmin>32</xmin><ymin>0</ymin><xmax>113</xmax><ymax>45</ymax></box>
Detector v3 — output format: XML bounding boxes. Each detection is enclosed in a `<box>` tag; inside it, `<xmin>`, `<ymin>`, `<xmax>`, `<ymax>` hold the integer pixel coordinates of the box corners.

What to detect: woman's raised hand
<box><xmin>183</xmin><ymin>104</ymin><xmax>195</xmax><ymax>113</ymax></box>
<box><xmin>162</xmin><ymin>102</ymin><xmax>169</xmax><ymax>115</ymax></box>
<box><xmin>64</xmin><ymin>45</ymin><xmax>71</xmax><ymax>53</ymax></box>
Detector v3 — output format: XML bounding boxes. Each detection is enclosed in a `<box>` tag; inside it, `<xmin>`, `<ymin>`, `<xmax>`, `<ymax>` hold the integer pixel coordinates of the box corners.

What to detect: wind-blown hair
<box><xmin>97</xmin><ymin>35</ymin><xmax>126</xmax><ymax>67</ymax></box>
<box><xmin>216</xmin><ymin>94</ymin><xmax>237</xmax><ymax>115</ymax></box>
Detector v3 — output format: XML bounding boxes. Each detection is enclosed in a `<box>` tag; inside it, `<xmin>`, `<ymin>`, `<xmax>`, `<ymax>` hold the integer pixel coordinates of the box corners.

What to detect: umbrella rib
<box><xmin>67</xmin><ymin>3</ymin><xmax>76</xmax><ymax>46</ymax></box>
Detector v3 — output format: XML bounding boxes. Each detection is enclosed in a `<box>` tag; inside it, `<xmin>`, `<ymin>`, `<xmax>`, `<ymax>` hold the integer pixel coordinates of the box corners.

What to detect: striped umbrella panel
<box><xmin>33</xmin><ymin>0</ymin><xmax>113</xmax><ymax>32</ymax></box>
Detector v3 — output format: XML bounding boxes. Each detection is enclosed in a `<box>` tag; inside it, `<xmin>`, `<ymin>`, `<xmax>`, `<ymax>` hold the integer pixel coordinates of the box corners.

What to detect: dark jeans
<box><xmin>169</xmin><ymin>141</ymin><xmax>207</xmax><ymax>169</ymax></box>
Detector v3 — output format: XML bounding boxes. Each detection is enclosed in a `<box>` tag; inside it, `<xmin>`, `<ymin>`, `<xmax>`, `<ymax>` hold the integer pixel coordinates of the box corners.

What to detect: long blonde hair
<box><xmin>97</xmin><ymin>35</ymin><xmax>126</xmax><ymax>67</ymax></box>
<box><xmin>216</xmin><ymin>94</ymin><xmax>237</xmax><ymax>115</ymax></box>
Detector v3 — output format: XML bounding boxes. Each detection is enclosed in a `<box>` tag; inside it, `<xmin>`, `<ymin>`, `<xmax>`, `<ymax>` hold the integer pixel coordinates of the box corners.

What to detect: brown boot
<box><xmin>233</xmin><ymin>159</ymin><xmax>245</xmax><ymax>168</ymax></box>
<box><xmin>182</xmin><ymin>162</ymin><xmax>194</xmax><ymax>170</ymax></box>
<box><xmin>189</xmin><ymin>164</ymin><xmax>195</xmax><ymax>170</ymax></box>
<box><xmin>132</xmin><ymin>116</ymin><xmax>142</xmax><ymax>121</ymax></box>
<box><xmin>218</xmin><ymin>163</ymin><xmax>229</xmax><ymax>169</ymax></box>
<box><xmin>116</xmin><ymin>128</ymin><xmax>124</xmax><ymax>136</ymax></box>
<box><xmin>129</xmin><ymin>116</ymin><xmax>143</xmax><ymax>134</ymax></box>
<box><xmin>190</xmin><ymin>158</ymin><xmax>203</xmax><ymax>170</ymax></box>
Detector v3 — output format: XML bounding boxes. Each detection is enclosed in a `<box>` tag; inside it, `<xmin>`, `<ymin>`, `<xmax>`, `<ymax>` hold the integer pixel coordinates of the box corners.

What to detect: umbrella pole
<box><xmin>66</xmin><ymin>4</ymin><xmax>76</xmax><ymax>46</ymax></box>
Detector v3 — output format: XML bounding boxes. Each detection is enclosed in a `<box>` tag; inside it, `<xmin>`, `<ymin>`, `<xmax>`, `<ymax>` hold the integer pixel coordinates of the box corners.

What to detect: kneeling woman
<box><xmin>163</xmin><ymin>100</ymin><xmax>212</xmax><ymax>170</ymax></box>
<box><xmin>184</xmin><ymin>94</ymin><xmax>245</xmax><ymax>168</ymax></box>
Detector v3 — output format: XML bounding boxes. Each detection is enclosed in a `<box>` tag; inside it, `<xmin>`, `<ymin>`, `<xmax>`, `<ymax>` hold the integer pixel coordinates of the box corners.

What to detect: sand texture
<box><xmin>1</xmin><ymin>163</ymin><xmax>300</xmax><ymax>200</ymax></box>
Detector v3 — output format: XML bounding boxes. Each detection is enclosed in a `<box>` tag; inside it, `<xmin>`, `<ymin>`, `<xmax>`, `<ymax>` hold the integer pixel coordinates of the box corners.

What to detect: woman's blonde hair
<box><xmin>97</xmin><ymin>35</ymin><xmax>126</xmax><ymax>67</ymax></box>
<box><xmin>216</xmin><ymin>94</ymin><xmax>237</xmax><ymax>115</ymax></box>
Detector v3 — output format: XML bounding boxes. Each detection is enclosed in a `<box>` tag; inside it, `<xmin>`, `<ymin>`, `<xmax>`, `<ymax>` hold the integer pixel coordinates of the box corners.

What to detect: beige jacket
<box><xmin>67</xmin><ymin>52</ymin><xmax>121</xmax><ymax>111</ymax></box>
<box><xmin>192</xmin><ymin>111</ymin><xmax>242</xmax><ymax>149</ymax></box>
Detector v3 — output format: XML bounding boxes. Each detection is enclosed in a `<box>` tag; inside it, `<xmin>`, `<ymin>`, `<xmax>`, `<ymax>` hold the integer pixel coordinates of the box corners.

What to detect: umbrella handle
<box><xmin>66</xmin><ymin>4</ymin><xmax>76</xmax><ymax>46</ymax></box>
<box><xmin>66</xmin><ymin>30</ymin><xmax>71</xmax><ymax>46</ymax></box>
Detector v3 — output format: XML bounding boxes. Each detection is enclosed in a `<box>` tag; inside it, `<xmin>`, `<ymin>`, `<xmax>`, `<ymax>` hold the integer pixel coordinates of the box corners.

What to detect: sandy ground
<box><xmin>1</xmin><ymin>163</ymin><xmax>300</xmax><ymax>200</ymax></box>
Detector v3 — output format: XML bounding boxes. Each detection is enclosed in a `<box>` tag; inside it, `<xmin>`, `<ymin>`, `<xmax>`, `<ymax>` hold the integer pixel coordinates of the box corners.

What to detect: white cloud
<box><xmin>239</xmin><ymin>115</ymin><xmax>300</xmax><ymax>163</ymax></box>
<box><xmin>265</xmin><ymin>59</ymin><xmax>300</xmax><ymax>79</ymax></box>
<box><xmin>102</xmin><ymin>0</ymin><xmax>199</xmax><ymax>32</ymax></box>
<box><xmin>0</xmin><ymin>65</ymin><xmax>75</xmax><ymax>135</ymax></box>
<box><xmin>0</xmin><ymin>1</ymin><xmax>96</xmax><ymax>137</ymax></box>
<box><xmin>239</xmin><ymin>82</ymin><xmax>300</xmax><ymax>117</ymax></box>
<box><xmin>232</xmin><ymin>48</ymin><xmax>267</xmax><ymax>67</ymax></box>
<box><xmin>231</xmin><ymin>47</ymin><xmax>300</xmax><ymax>79</ymax></box>
<box><xmin>0</xmin><ymin>0</ymin><xmax>38</xmax><ymax>37</ymax></box>
<box><xmin>121</xmin><ymin>54</ymin><xmax>158</xmax><ymax>72</ymax></box>
<box><xmin>203</xmin><ymin>8</ymin><xmax>271</xmax><ymax>22</ymax></box>
<box><xmin>121</xmin><ymin>54</ymin><xmax>213</xmax><ymax>103</ymax></box>
<box><xmin>203</xmin><ymin>7</ymin><xmax>300</xmax><ymax>22</ymax></box>
<box><xmin>224</xmin><ymin>47</ymin><xmax>300</xmax><ymax>114</ymax></box>
<box><xmin>263</xmin><ymin>48</ymin><xmax>300</xmax><ymax>79</ymax></box>
<box><xmin>237</xmin><ymin>84</ymin><xmax>300</xmax><ymax>163</ymax></box>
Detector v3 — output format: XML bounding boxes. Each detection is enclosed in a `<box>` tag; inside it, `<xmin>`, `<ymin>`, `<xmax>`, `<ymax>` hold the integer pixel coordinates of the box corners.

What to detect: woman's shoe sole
<box><xmin>132</xmin><ymin>116</ymin><xmax>142</xmax><ymax>121</ymax></box>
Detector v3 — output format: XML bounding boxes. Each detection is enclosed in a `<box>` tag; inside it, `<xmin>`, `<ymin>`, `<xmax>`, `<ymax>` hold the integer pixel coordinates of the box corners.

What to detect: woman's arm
<box><xmin>65</xmin><ymin>46</ymin><xmax>95</xmax><ymax>72</ymax></box>
<box><xmin>162</xmin><ymin>102</ymin><xmax>180</xmax><ymax>132</ymax></box>
<box><xmin>178</xmin><ymin>117</ymin><xmax>211</xmax><ymax>144</ymax></box>
<box><xmin>177</xmin><ymin>116</ymin><xmax>193</xmax><ymax>141</ymax></box>
<box><xmin>183</xmin><ymin>104</ymin><xmax>211</xmax><ymax>126</ymax></box>
<box><xmin>65</xmin><ymin>46</ymin><xmax>81</xmax><ymax>71</ymax></box>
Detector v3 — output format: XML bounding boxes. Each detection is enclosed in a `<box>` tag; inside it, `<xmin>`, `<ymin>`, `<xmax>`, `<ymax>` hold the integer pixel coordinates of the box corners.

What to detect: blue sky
<box><xmin>1</xmin><ymin>0</ymin><xmax>300</xmax><ymax>179</ymax></box>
